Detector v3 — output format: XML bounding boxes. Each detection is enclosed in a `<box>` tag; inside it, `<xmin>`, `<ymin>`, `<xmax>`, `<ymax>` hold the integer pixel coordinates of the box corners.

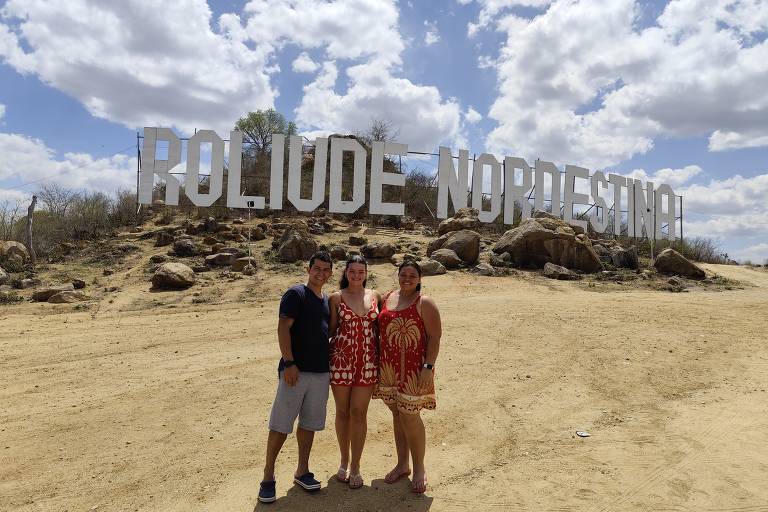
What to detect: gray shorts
<box><xmin>268</xmin><ymin>371</ymin><xmax>330</xmax><ymax>434</ymax></box>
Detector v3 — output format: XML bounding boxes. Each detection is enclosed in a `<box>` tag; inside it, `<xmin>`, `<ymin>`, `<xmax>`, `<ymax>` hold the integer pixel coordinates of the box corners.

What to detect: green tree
<box><xmin>235</xmin><ymin>108</ymin><xmax>297</xmax><ymax>158</ymax></box>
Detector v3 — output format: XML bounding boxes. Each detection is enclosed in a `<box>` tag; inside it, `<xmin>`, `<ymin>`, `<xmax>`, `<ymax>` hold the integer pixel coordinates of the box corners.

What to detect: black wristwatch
<box><xmin>284</xmin><ymin>360</ymin><xmax>296</xmax><ymax>368</ymax></box>
<box><xmin>422</xmin><ymin>363</ymin><xmax>434</xmax><ymax>371</ymax></box>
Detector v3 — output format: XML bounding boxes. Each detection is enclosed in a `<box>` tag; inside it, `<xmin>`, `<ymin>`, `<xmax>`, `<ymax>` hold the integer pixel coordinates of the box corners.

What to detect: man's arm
<box><xmin>278</xmin><ymin>316</ymin><xmax>299</xmax><ymax>386</ymax></box>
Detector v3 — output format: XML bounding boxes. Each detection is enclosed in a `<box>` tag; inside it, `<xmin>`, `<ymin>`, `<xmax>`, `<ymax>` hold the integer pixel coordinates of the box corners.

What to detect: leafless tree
<box><xmin>0</xmin><ymin>199</ymin><xmax>22</xmax><ymax>241</ymax></box>
<box><xmin>36</xmin><ymin>183</ymin><xmax>81</xmax><ymax>217</ymax></box>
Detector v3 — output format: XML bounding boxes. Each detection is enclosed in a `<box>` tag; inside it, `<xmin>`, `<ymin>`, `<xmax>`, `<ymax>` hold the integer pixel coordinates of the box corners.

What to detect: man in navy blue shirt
<box><xmin>259</xmin><ymin>251</ymin><xmax>333</xmax><ymax>503</ymax></box>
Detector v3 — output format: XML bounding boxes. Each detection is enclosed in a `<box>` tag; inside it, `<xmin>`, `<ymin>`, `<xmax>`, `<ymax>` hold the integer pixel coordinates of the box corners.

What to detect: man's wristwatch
<box><xmin>422</xmin><ymin>363</ymin><xmax>434</xmax><ymax>371</ymax></box>
<box><xmin>284</xmin><ymin>360</ymin><xmax>296</xmax><ymax>368</ymax></box>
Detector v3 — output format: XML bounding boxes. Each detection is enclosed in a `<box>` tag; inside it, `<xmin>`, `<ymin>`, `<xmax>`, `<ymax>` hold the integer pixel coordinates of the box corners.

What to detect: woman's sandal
<box><xmin>336</xmin><ymin>466</ymin><xmax>349</xmax><ymax>483</ymax></box>
<box><xmin>349</xmin><ymin>473</ymin><xmax>364</xmax><ymax>489</ymax></box>
<box><xmin>411</xmin><ymin>474</ymin><xmax>428</xmax><ymax>494</ymax></box>
<box><xmin>384</xmin><ymin>467</ymin><xmax>411</xmax><ymax>484</ymax></box>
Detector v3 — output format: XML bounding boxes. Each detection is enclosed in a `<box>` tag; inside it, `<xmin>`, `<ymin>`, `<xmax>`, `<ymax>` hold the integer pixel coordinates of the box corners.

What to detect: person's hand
<box><xmin>417</xmin><ymin>367</ymin><xmax>433</xmax><ymax>391</ymax></box>
<box><xmin>284</xmin><ymin>366</ymin><xmax>299</xmax><ymax>386</ymax></box>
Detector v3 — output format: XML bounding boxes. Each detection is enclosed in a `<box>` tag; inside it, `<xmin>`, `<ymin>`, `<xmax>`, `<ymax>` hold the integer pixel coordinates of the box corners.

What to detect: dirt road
<box><xmin>2</xmin><ymin>263</ymin><xmax>767</xmax><ymax>511</ymax></box>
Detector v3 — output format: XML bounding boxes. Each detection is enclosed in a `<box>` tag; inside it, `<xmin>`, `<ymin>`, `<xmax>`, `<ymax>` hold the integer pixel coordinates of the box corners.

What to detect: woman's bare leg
<box><xmin>348</xmin><ymin>386</ymin><xmax>375</xmax><ymax>476</ymax></box>
<box><xmin>384</xmin><ymin>404</ymin><xmax>411</xmax><ymax>483</ymax></box>
<box><xmin>398</xmin><ymin>411</ymin><xmax>427</xmax><ymax>492</ymax></box>
<box><xmin>331</xmin><ymin>385</ymin><xmax>351</xmax><ymax>477</ymax></box>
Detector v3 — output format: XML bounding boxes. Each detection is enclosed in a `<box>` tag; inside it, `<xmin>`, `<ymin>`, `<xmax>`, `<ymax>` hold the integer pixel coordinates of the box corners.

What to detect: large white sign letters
<box><xmin>139</xmin><ymin>127</ymin><xmax>677</xmax><ymax>240</ymax></box>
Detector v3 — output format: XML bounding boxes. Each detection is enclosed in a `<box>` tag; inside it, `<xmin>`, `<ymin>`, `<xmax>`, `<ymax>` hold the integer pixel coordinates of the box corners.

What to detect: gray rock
<box><xmin>72</xmin><ymin>279</ymin><xmax>86</xmax><ymax>289</ymax></box>
<box><xmin>611</xmin><ymin>246</ymin><xmax>639</xmax><ymax>269</ymax></box>
<box><xmin>155</xmin><ymin>231</ymin><xmax>174</xmax><ymax>247</ymax></box>
<box><xmin>19</xmin><ymin>278</ymin><xmax>41</xmax><ymax>289</ymax></box>
<box><xmin>472</xmin><ymin>262</ymin><xmax>496</xmax><ymax>276</ymax></box>
<box><xmin>232</xmin><ymin>257</ymin><xmax>258</xmax><ymax>272</ymax></box>
<box><xmin>437</xmin><ymin>207</ymin><xmax>480</xmax><ymax>235</ymax></box>
<box><xmin>348</xmin><ymin>235</ymin><xmax>367</xmax><ymax>246</ymax></box>
<box><xmin>0</xmin><ymin>266</ymin><xmax>8</xmax><ymax>285</ymax></box>
<box><xmin>242</xmin><ymin>264</ymin><xmax>256</xmax><ymax>276</ymax></box>
<box><xmin>0</xmin><ymin>241</ymin><xmax>30</xmax><ymax>263</ymax></box>
<box><xmin>543</xmin><ymin>262</ymin><xmax>581</xmax><ymax>280</ymax></box>
<box><xmin>32</xmin><ymin>284</ymin><xmax>75</xmax><ymax>302</ymax></box>
<box><xmin>419</xmin><ymin>259</ymin><xmax>446</xmax><ymax>276</ymax></box>
<box><xmin>492</xmin><ymin>218</ymin><xmax>603</xmax><ymax>273</ymax></box>
<box><xmin>654</xmin><ymin>248</ymin><xmax>706</xmax><ymax>279</ymax></box>
<box><xmin>152</xmin><ymin>262</ymin><xmax>196</xmax><ymax>289</ymax></box>
<box><xmin>426</xmin><ymin>234</ymin><xmax>450</xmax><ymax>256</ymax></box>
<box><xmin>173</xmin><ymin>239</ymin><xmax>198</xmax><ymax>257</ymax></box>
<box><xmin>205</xmin><ymin>253</ymin><xmax>237</xmax><ymax>267</ymax></box>
<box><xmin>441</xmin><ymin>230</ymin><xmax>480</xmax><ymax>265</ymax></box>
<box><xmin>362</xmin><ymin>242</ymin><xmax>396</xmax><ymax>259</ymax></box>
<box><xmin>150</xmin><ymin>254</ymin><xmax>167</xmax><ymax>264</ymax></box>
<box><xmin>278</xmin><ymin>230</ymin><xmax>318</xmax><ymax>263</ymax></box>
<box><xmin>48</xmin><ymin>290</ymin><xmax>89</xmax><ymax>303</ymax></box>
<box><xmin>330</xmin><ymin>246</ymin><xmax>347</xmax><ymax>261</ymax></box>
<box><xmin>430</xmin><ymin>248</ymin><xmax>462</xmax><ymax>269</ymax></box>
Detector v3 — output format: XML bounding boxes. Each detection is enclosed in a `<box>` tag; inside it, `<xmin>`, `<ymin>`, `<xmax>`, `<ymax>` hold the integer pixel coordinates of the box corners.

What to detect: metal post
<box><xmin>679</xmin><ymin>195</ymin><xmax>684</xmax><ymax>251</ymax></box>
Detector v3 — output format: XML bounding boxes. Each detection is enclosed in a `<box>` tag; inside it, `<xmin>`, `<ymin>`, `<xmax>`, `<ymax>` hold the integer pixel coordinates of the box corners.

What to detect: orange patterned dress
<box><xmin>329</xmin><ymin>295</ymin><xmax>379</xmax><ymax>386</ymax></box>
<box><xmin>374</xmin><ymin>292</ymin><xmax>436</xmax><ymax>414</ymax></box>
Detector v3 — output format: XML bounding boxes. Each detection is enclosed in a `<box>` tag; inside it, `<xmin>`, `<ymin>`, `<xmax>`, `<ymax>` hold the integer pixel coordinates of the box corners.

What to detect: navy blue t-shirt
<box><xmin>278</xmin><ymin>284</ymin><xmax>330</xmax><ymax>373</ymax></box>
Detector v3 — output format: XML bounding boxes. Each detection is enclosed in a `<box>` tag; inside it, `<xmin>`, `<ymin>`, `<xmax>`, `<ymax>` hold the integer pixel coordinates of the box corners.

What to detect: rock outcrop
<box><xmin>437</xmin><ymin>208</ymin><xmax>480</xmax><ymax>235</ymax></box>
<box><xmin>430</xmin><ymin>248</ymin><xmax>462</xmax><ymax>269</ymax></box>
<box><xmin>492</xmin><ymin>217</ymin><xmax>603</xmax><ymax>273</ymax></box>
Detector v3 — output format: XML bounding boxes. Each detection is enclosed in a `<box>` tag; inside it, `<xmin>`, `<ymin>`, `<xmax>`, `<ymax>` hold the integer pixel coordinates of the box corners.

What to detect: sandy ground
<box><xmin>2</xmin><ymin>257</ymin><xmax>768</xmax><ymax>512</ymax></box>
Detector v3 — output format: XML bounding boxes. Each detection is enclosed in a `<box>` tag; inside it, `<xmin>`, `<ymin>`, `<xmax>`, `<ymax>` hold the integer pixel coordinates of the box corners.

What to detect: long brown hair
<box><xmin>339</xmin><ymin>255</ymin><xmax>368</xmax><ymax>289</ymax></box>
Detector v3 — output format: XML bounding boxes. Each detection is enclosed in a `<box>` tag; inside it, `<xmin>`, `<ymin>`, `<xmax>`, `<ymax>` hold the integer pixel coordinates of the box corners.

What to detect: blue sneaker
<box><xmin>258</xmin><ymin>480</ymin><xmax>276</xmax><ymax>503</ymax></box>
<box><xmin>293</xmin><ymin>472</ymin><xmax>321</xmax><ymax>491</ymax></box>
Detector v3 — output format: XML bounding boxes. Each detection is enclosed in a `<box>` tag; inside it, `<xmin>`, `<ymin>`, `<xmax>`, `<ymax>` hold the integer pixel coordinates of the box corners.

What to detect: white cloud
<box><xmin>0</xmin><ymin>0</ymin><xmax>277</xmax><ymax>135</ymax></box>
<box><xmin>242</xmin><ymin>0</ymin><xmax>404</xmax><ymax>65</ymax></box>
<box><xmin>295</xmin><ymin>60</ymin><xmax>461</xmax><ymax>151</ymax></box>
<box><xmin>678</xmin><ymin>173</ymin><xmax>768</xmax><ymax>216</ymax></box>
<box><xmin>461</xmin><ymin>0</ymin><xmax>553</xmax><ymax>36</ymax></box>
<box><xmin>475</xmin><ymin>0</ymin><xmax>768</xmax><ymax>168</ymax></box>
<box><xmin>292</xmin><ymin>52</ymin><xmax>319</xmax><ymax>73</ymax></box>
<box><xmin>0</xmin><ymin>132</ymin><xmax>136</xmax><ymax>198</ymax></box>
<box><xmin>424</xmin><ymin>21</ymin><xmax>440</xmax><ymax>45</ymax></box>
<box><xmin>464</xmin><ymin>106</ymin><xmax>482</xmax><ymax>124</ymax></box>
<box><xmin>624</xmin><ymin>165</ymin><xmax>702</xmax><ymax>189</ymax></box>
<box><xmin>238</xmin><ymin>0</ymin><xmax>462</xmax><ymax>150</ymax></box>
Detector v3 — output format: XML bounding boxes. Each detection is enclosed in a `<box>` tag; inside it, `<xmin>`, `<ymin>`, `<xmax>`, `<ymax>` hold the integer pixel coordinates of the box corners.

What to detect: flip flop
<box><xmin>336</xmin><ymin>466</ymin><xmax>349</xmax><ymax>483</ymax></box>
<box><xmin>384</xmin><ymin>468</ymin><xmax>411</xmax><ymax>484</ymax></box>
<box><xmin>411</xmin><ymin>474</ymin><xmax>428</xmax><ymax>494</ymax></box>
<box><xmin>349</xmin><ymin>473</ymin><xmax>364</xmax><ymax>489</ymax></box>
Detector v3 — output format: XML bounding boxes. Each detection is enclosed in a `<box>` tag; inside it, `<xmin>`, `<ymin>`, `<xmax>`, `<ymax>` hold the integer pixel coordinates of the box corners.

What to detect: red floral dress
<box><xmin>330</xmin><ymin>294</ymin><xmax>379</xmax><ymax>386</ymax></box>
<box><xmin>374</xmin><ymin>292</ymin><xmax>436</xmax><ymax>414</ymax></box>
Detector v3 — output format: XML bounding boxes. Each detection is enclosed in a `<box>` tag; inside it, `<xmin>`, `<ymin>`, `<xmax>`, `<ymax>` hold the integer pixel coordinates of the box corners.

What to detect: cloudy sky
<box><xmin>1</xmin><ymin>0</ymin><xmax>767</xmax><ymax>262</ymax></box>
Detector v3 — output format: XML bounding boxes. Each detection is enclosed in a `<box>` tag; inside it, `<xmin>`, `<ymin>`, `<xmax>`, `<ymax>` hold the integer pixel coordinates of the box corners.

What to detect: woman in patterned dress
<box><xmin>374</xmin><ymin>260</ymin><xmax>442</xmax><ymax>494</ymax></box>
<box><xmin>328</xmin><ymin>255</ymin><xmax>382</xmax><ymax>489</ymax></box>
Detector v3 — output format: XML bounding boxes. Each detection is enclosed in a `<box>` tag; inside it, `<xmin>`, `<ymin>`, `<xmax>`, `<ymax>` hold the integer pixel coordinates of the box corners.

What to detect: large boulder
<box><xmin>0</xmin><ymin>241</ymin><xmax>30</xmax><ymax>264</ymax></box>
<box><xmin>32</xmin><ymin>284</ymin><xmax>75</xmax><ymax>302</ymax></box>
<box><xmin>471</xmin><ymin>263</ymin><xmax>496</xmax><ymax>276</ymax></box>
<box><xmin>152</xmin><ymin>262</ymin><xmax>196</xmax><ymax>289</ymax></box>
<box><xmin>533</xmin><ymin>209</ymin><xmax>586</xmax><ymax>236</ymax></box>
<box><xmin>361</xmin><ymin>242</ymin><xmax>396</xmax><ymax>259</ymax></box>
<box><xmin>430</xmin><ymin>248</ymin><xmax>462</xmax><ymax>269</ymax></box>
<box><xmin>329</xmin><ymin>246</ymin><xmax>347</xmax><ymax>261</ymax></box>
<box><xmin>440</xmin><ymin>230</ymin><xmax>480</xmax><ymax>265</ymax></box>
<box><xmin>654</xmin><ymin>248</ymin><xmax>705</xmax><ymax>279</ymax></box>
<box><xmin>277</xmin><ymin>230</ymin><xmax>318</xmax><ymax>263</ymax></box>
<box><xmin>426</xmin><ymin>234</ymin><xmax>450</xmax><ymax>257</ymax></box>
<box><xmin>155</xmin><ymin>231</ymin><xmax>174</xmax><ymax>247</ymax></box>
<box><xmin>419</xmin><ymin>259</ymin><xmax>446</xmax><ymax>276</ymax></box>
<box><xmin>0</xmin><ymin>266</ymin><xmax>8</xmax><ymax>285</ymax></box>
<box><xmin>437</xmin><ymin>207</ymin><xmax>480</xmax><ymax>235</ymax></box>
<box><xmin>543</xmin><ymin>262</ymin><xmax>581</xmax><ymax>280</ymax></box>
<box><xmin>492</xmin><ymin>217</ymin><xmax>603</xmax><ymax>273</ymax></box>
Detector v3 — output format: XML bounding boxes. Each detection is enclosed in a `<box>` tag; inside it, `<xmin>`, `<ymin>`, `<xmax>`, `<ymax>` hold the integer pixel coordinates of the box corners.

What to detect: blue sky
<box><xmin>1</xmin><ymin>0</ymin><xmax>767</xmax><ymax>262</ymax></box>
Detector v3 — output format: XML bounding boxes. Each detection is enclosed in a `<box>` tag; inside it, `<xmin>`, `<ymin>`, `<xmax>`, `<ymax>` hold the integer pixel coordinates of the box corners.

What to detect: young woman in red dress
<box><xmin>328</xmin><ymin>255</ymin><xmax>382</xmax><ymax>489</ymax></box>
<box><xmin>374</xmin><ymin>260</ymin><xmax>442</xmax><ymax>494</ymax></box>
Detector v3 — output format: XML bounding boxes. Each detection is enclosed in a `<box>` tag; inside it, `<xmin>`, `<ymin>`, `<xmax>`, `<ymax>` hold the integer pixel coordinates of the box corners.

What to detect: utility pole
<box><xmin>26</xmin><ymin>195</ymin><xmax>37</xmax><ymax>267</ymax></box>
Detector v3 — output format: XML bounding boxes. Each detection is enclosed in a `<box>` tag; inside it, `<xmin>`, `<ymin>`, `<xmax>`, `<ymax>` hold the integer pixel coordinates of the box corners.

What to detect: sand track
<box><xmin>2</xmin><ymin>263</ymin><xmax>767</xmax><ymax>511</ymax></box>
